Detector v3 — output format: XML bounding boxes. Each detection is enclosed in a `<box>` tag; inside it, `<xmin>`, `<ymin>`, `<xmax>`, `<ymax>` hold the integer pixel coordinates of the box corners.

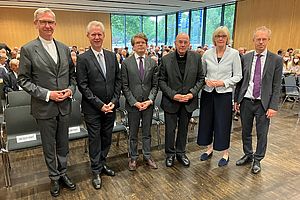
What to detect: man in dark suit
<box><xmin>18</xmin><ymin>8</ymin><xmax>77</xmax><ymax>197</ymax></box>
<box><xmin>76</xmin><ymin>21</ymin><xmax>121</xmax><ymax>190</ymax></box>
<box><xmin>234</xmin><ymin>26</ymin><xmax>283</xmax><ymax>174</ymax></box>
<box><xmin>3</xmin><ymin>59</ymin><xmax>20</xmax><ymax>93</ymax></box>
<box><xmin>159</xmin><ymin>33</ymin><xmax>205</xmax><ymax>167</ymax></box>
<box><xmin>121</xmin><ymin>33</ymin><xmax>158</xmax><ymax>171</ymax></box>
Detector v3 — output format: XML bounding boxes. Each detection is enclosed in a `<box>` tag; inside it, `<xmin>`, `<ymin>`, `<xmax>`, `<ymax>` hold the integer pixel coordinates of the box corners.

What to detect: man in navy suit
<box><xmin>3</xmin><ymin>59</ymin><xmax>20</xmax><ymax>93</ymax></box>
<box><xmin>234</xmin><ymin>26</ymin><xmax>283</xmax><ymax>174</ymax></box>
<box><xmin>76</xmin><ymin>21</ymin><xmax>121</xmax><ymax>190</ymax></box>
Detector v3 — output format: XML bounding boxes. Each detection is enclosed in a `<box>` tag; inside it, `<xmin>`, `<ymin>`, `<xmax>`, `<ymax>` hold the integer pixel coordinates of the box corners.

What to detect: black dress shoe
<box><xmin>60</xmin><ymin>175</ymin><xmax>76</xmax><ymax>190</ymax></box>
<box><xmin>236</xmin><ymin>154</ymin><xmax>253</xmax><ymax>166</ymax></box>
<box><xmin>92</xmin><ymin>174</ymin><xmax>102</xmax><ymax>190</ymax></box>
<box><xmin>165</xmin><ymin>156</ymin><xmax>175</xmax><ymax>167</ymax></box>
<box><xmin>102</xmin><ymin>165</ymin><xmax>115</xmax><ymax>176</ymax></box>
<box><xmin>50</xmin><ymin>180</ymin><xmax>60</xmax><ymax>197</ymax></box>
<box><xmin>200</xmin><ymin>152</ymin><xmax>213</xmax><ymax>161</ymax></box>
<box><xmin>176</xmin><ymin>154</ymin><xmax>190</xmax><ymax>167</ymax></box>
<box><xmin>251</xmin><ymin>160</ymin><xmax>261</xmax><ymax>174</ymax></box>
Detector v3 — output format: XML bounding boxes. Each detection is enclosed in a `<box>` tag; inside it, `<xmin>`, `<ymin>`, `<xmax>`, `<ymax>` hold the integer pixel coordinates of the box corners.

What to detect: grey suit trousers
<box><xmin>37</xmin><ymin>114</ymin><xmax>70</xmax><ymax>180</ymax></box>
<box><xmin>240</xmin><ymin>98</ymin><xmax>270</xmax><ymax>161</ymax></box>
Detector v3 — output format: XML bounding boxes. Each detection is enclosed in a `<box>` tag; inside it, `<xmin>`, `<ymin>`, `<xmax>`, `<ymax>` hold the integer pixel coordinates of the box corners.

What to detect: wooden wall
<box><xmin>0</xmin><ymin>8</ymin><xmax>112</xmax><ymax>50</ymax></box>
<box><xmin>234</xmin><ymin>0</ymin><xmax>300</xmax><ymax>52</ymax></box>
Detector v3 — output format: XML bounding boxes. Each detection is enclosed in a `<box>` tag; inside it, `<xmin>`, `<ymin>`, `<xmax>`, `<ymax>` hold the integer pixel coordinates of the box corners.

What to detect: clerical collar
<box><xmin>176</xmin><ymin>51</ymin><xmax>187</xmax><ymax>60</ymax></box>
<box><xmin>39</xmin><ymin>36</ymin><xmax>53</xmax><ymax>44</ymax></box>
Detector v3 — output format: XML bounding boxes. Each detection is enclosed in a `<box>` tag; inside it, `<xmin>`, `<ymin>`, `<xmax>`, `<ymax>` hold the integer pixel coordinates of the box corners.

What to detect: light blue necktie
<box><xmin>97</xmin><ymin>53</ymin><xmax>106</xmax><ymax>78</ymax></box>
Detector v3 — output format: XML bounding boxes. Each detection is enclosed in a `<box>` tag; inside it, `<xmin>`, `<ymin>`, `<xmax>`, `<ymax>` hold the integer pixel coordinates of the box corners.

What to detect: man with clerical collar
<box><xmin>159</xmin><ymin>33</ymin><xmax>205</xmax><ymax>167</ymax></box>
<box><xmin>18</xmin><ymin>8</ymin><xmax>76</xmax><ymax>197</ymax></box>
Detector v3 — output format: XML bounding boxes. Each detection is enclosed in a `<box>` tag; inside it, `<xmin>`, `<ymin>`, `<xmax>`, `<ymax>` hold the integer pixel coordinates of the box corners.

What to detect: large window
<box><xmin>224</xmin><ymin>4</ymin><xmax>236</xmax><ymax>42</ymax></box>
<box><xmin>178</xmin><ymin>11</ymin><xmax>189</xmax><ymax>34</ymax></box>
<box><xmin>166</xmin><ymin>14</ymin><xmax>176</xmax><ymax>46</ymax></box>
<box><xmin>157</xmin><ymin>16</ymin><xmax>166</xmax><ymax>47</ymax></box>
<box><xmin>190</xmin><ymin>9</ymin><xmax>203</xmax><ymax>49</ymax></box>
<box><xmin>125</xmin><ymin>16</ymin><xmax>142</xmax><ymax>50</ymax></box>
<box><xmin>143</xmin><ymin>16</ymin><xmax>156</xmax><ymax>46</ymax></box>
<box><xmin>205</xmin><ymin>7</ymin><xmax>222</xmax><ymax>46</ymax></box>
<box><xmin>111</xmin><ymin>15</ymin><xmax>125</xmax><ymax>50</ymax></box>
<box><xmin>111</xmin><ymin>2</ymin><xmax>236</xmax><ymax>50</ymax></box>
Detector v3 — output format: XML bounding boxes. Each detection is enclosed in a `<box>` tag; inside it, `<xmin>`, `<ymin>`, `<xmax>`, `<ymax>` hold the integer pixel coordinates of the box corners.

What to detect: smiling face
<box><xmin>214</xmin><ymin>31</ymin><xmax>228</xmax><ymax>48</ymax></box>
<box><xmin>87</xmin><ymin>25</ymin><xmax>105</xmax><ymax>51</ymax></box>
<box><xmin>34</xmin><ymin>11</ymin><xmax>56</xmax><ymax>40</ymax></box>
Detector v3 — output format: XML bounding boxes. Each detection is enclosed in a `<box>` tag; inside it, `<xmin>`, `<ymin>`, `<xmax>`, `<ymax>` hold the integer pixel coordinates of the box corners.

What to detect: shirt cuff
<box><xmin>46</xmin><ymin>91</ymin><xmax>51</xmax><ymax>102</ymax></box>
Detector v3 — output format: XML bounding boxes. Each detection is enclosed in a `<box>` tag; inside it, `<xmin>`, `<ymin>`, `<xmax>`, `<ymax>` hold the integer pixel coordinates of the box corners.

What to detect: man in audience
<box><xmin>121</xmin><ymin>33</ymin><xmax>159</xmax><ymax>171</ymax></box>
<box><xmin>18</xmin><ymin>8</ymin><xmax>77</xmax><ymax>197</ymax></box>
<box><xmin>159</xmin><ymin>33</ymin><xmax>205</xmax><ymax>167</ymax></box>
<box><xmin>234</xmin><ymin>26</ymin><xmax>283</xmax><ymax>174</ymax></box>
<box><xmin>3</xmin><ymin>58</ymin><xmax>21</xmax><ymax>93</ymax></box>
<box><xmin>0</xmin><ymin>50</ymin><xmax>8</xmax><ymax>79</ymax></box>
<box><xmin>76</xmin><ymin>20</ymin><xmax>121</xmax><ymax>190</ymax></box>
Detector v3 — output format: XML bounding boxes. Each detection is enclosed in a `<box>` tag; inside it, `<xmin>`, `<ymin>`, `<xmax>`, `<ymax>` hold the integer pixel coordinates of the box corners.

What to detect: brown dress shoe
<box><xmin>145</xmin><ymin>158</ymin><xmax>158</xmax><ymax>169</ymax></box>
<box><xmin>128</xmin><ymin>159</ymin><xmax>137</xmax><ymax>171</ymax></box>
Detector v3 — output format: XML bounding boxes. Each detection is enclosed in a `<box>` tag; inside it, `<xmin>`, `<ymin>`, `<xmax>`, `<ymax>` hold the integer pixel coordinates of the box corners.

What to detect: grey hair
<box><xmin>253</xmin><ymin>26</ymin><xmax>272</xmax><ymax>39</ymax></box>
<box><xmin>9</xmin><ymin>59</ymin><xmax>19</xmax><ymax>68</ymax></box>
<box><xmin>86</xmin><ymin>21</ymin><xmax>105</xmax><ymax>34</ymax></box>
<box><xmin>34</xmin><ymin>8</ymin><xmax>55</xmax><ymax>21</ymax></box>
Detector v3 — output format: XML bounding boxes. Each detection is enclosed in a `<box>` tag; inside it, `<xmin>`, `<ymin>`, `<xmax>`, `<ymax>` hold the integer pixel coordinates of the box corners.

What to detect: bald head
<box><xmin>175</xmin><ymin>33</ymin><xmax>190</xmax><ymax>56</ymax></box>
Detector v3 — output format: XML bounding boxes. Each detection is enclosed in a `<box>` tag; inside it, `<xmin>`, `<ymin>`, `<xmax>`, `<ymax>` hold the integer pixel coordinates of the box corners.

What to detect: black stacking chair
<box><xmin>1</xmin><ymin>105</ymin><xmax>41</xmax><ymax>187</ymax></box>
<box><xmin>7</xmin><ymin>90</ymin><xmax>31</xmax><ymax>107</ymax></box>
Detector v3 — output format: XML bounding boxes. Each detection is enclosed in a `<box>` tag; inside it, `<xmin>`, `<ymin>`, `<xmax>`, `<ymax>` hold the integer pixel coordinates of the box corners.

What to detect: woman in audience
<box><xmin>282</xmin><ymin>51</ymin><xmax>292</xmax><ymax>75</ymax></box>
<box><xmin>290</xmin><ymin>54</ymin><xmax>300</xmax><ymax>75</ymax></box>
<box><xmin>197</xmin><ymin>26</ymin><xmax>242</xmax><ymax>167</ymax></box>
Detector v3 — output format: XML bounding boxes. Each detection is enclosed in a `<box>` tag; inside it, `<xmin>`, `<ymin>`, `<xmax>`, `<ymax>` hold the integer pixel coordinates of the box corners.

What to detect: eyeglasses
<box><xmin>215</xmin><ymin>35</ymin><xmax>227</xmax><ymax>39</ymax></box>
<box><xmin>38</xmin><ymin>20</ymin><xmax>55</xmax><ymax>26</ymax></box>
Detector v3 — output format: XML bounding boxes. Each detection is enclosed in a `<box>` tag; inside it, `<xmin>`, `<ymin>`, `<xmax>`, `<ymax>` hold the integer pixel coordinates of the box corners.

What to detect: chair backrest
<box><xmin>284</xmin><ymin>76</ymin><xmax>298</xmax><ymax>95</ymax></box>
<box><xmin>119</xmin><ymin>95</ymin><xmax>126</xmax><ymax>109</ymax></box>
<box><xmin>7</xmin><ymin>90</ymin><xmax>31</xmax><ymax>107</ymax></box>
<box><xmin>68</xmin><ymin>100</ymin><xmax>88</xmax><ymax>140</ymax></box>
<box><xmin>73</xmin><ymin>87</ymin><xmax>82</xmax><ymax>103</ymax></box>
<box><xmin>4</xmin><ymin>105</ymin><xmax>41</xmax><ymax>151</ymax></box>
<box><xmin>154</xmin><ymin>90</ymin><xmax>162</xmax><ymax>110</ymax></box>
<box><xmin>69</xmin><ymin>100</ymin><xmax>81</xmax><ymax>127</ymax></box>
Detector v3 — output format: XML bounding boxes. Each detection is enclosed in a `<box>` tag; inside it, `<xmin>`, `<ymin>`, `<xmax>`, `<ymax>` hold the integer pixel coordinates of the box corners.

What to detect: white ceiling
<box><xmin>0</xmin><ymin>0</ymin><xmax>236</xmax><ymax>15</ymax></box>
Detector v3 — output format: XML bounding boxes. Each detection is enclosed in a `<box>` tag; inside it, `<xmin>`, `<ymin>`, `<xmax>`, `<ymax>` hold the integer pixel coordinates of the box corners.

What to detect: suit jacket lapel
<box><xmin>262</xmin><ymin>51</ymin><xmax>271</xmax><ymax>78</ymax></box>
<box><xmin>88</xmin><ymin>49</ymin><xmax>106</xmax><ymax>80</ymax></box>
<box><xmin>183</xmin><ymin>51</ymin><xmax>192</xmax><ymax>81</ymax></box>
<box><xmin>54</xmin><ymin>40</ymin><xmax>64</xmax><ymax>74</ymax></box>
<box><xmin>143</xmin><ymin>57</ymin><xmax>151</xmax><ymax>82</ymax></box>
<box><xmin>128</xmin><ymin>56</ymin><xmax>141</xmax><ymax>81</ymax></box>
<box><xmin>35</xmin><ymin>39</ymin><xmax>56</xmax><ymax>72</ymax></box>
<box><xmin>171</xmin><ymin>53</ymin><xmax>182</xmax><ymax>81</ymax></box>
<box><xmin>245</xmin><ymin>52</ymin><xmax>254</xmax><ymax>85</ymax></box>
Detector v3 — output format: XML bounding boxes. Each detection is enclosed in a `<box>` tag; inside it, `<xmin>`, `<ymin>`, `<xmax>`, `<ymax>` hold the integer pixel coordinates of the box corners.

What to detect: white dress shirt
<box><xmin>39</xmin><ymin>36</ymin><xmax>58</xmax><ymax>64</ymax></box>
<box><xmin>91</xmin><ymin>47</ymin><xmax>106</xmax><ymax>72</ymax></box>
<box><xmin>244</xmin><ymin>49</ymin><xmax>267</xmax><ymax>99</ymax></box>
<box><xmin>134</xmin><ymin>53</ymin><xmax>145</xmax><ymax>70</ymax></box>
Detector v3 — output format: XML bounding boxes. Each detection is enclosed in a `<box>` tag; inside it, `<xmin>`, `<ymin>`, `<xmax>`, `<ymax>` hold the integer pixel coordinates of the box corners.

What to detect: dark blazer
<box><xmin>76</xmin><ymin>48</ymin><xmax>121</xmax><ymax>114</ymax></box>
<box><xmin>121</xmin><ymin>55</ymin><xmax>158</xmax><ymax>112</ymax></box>
<box><xmin>18</xmin><ymin>38</ymin><xmax>76</xmax><ymax>119</ymax></box>
<box><xmin>159</xmin><ymin>50</ymin><xmax>205</xmax><ymax>113</ymax></box>
<box><xmin>3</xmin><ymin>71</ymin><xmax>19</xmax><ymax>93</ymax></box>
<box><xmin>235</xmin><ymin>51</ymin><xmax>283</xmax><ymax>111</ymax></box>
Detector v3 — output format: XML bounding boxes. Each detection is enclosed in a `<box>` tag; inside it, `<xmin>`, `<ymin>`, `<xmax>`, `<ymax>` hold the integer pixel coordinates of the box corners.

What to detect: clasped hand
<box><xmin>134</xmin><ymin>100</ymin><xmax>152</xmax><ymax>111</ymax></box>
<box><xmin>49</xmin><ymin>89</ymin><xmax>72</xmax><ymax>102</ymax></box>
<box><xmin>206</xmin><ymin>80</ymin><xmax>224</xmax><ymax>87</ymax></box>
<box><xmin>101</xmin><ymin>102</ymin><xmax>115</xmax><ymax>114</ymax></box>
<box><xmin>173</xmin><ymin>93</ymin><xmax>193</xmax><ymax>102</ymax></box>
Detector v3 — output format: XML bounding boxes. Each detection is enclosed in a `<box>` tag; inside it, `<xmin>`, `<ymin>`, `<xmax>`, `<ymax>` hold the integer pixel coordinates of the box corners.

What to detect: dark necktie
<box><xmin>139</xmin><ymin>57</ymin><xmax>144</xmax><ymax>80</ymax></box>
<box><xmin>253</xmin><ymin>54</ymin><xmax>262</xmax><ymax>99</ymax></box>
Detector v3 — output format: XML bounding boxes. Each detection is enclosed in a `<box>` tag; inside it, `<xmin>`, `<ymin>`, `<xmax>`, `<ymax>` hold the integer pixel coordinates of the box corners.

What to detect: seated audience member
<box><xmin>79</xmin><ymin>47</ymin><xmax>85</xmax><ymax>54</ymax></box>
<box><xmin>277</xmin><ymin>49</ymin><xmax>284</xmax><ymax>57</ymax></box>
<box><xmin>71</xmin><ymin>46</ymin><xmax>79</xmax><ymax>55</ymax></box>
<box><xmin>238</xmin><ymin>47</ymin><xmax>246</xmax><ymax>56</ymax></box>
<box><xmin>0</xmin><ymin>52</ymin><xmax>8</xmax><ymax>79</ymax></box>
<box><xmin>287</xmin><ymin>47</ymin><xmax>293</xmax><ymax>57</ymax></box>
<box><xmin>196</xmin><ymin>47</ymin><xmax>205</xmax><ymax>56</ymax></box>
<box><xmin>290</xmin><ymin>55</ymin><xmax>300</xmax><ymax>75</ymax></box>
<box><xmin>282</xmin><ymin>51</ymin><xmax>292</xmax><ymax>74</ymax></box>
<box><xmin>10</xmin><ymin>50</ymin><xmax>18</xmax><ymax>59</ymax></box>
<box><xmin>3</xmin><ymin>58</ymin><xmax>21</xmax><ymax>93</ymax></box>
<box><xmin>71</xmin><ymin>51</ymin><xmax>77</xmax><ymax>66</ymax></box>
<box><xmin>124</xmin><ymin>46</ymin><xmax>130</xmax><ymax>57</ymax></box>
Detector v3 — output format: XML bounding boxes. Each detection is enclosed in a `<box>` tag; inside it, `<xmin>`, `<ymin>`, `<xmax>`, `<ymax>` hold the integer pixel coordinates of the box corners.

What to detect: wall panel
<box><xmin>0</xmin><ymin>8</ymin><xmax>111</xmax><ymax>50</ymax></box>
<box><xmin>234</xmin><ymin>0</ymin><xmax>299</xmax><ymax>52</ymax></box>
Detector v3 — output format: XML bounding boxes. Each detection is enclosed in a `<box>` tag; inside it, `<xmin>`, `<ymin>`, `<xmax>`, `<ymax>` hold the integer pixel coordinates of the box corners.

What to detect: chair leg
<box><xmin>2</xmin><ymin>153</ymin><xmax>11</xmax><ymax>187</ymax></box>
<box><xmin>84</xmin><ymin>139</ymin><xmax>88</xmax><ymax>153</ymax></box>
<box><xmin>116</xmin><ymin>132</ymin><xmax>120</xmax><ymax>146</ymax></box>
<box><xmin>280</xmin><ymin>96</ymin><xmax>288</xmax><ymax>109</ymax></box>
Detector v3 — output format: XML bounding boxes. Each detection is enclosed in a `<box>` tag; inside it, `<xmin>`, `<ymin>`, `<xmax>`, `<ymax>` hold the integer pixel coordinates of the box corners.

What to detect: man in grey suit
<box><xmin>121</xmin><ymin>33</ymin><xmax>158</xmax><ymax>171</ymax></box>
<box><xmin>234</xmin><ymin>26</ymin><xmax>283</xmax><ymax>174</ymax></box>
<box><xmin>159</xmin><ymin>33</ymin><xmax>205</xmax><ymax>167</ymax></box>
<box><xmin>18</xmin><ymin>8</ymin><xmax>76</xmax><ymax>197</ymax></box>
<box><xmin>76</xmin><ymin>21</ymin><xmax>121</xmax><ymax>190</ymax></box>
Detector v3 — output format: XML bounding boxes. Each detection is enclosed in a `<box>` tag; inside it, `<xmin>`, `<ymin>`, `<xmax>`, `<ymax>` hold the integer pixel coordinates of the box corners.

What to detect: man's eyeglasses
<box><xmin>38</xmin><ymin>20</ymin><xmax>55</xmax><ymax>26</ymax></box>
